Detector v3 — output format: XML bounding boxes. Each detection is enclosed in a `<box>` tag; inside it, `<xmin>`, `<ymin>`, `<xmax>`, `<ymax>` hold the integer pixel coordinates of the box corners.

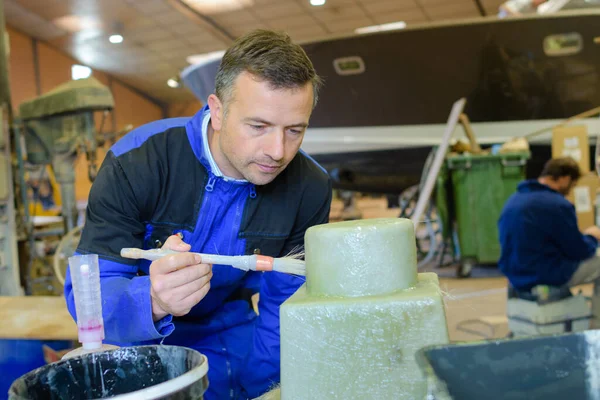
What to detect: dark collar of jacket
<box><xmin>517</xmin><ymin>179</ymin><xmax>561</xmax><ymax>195</ymax></box>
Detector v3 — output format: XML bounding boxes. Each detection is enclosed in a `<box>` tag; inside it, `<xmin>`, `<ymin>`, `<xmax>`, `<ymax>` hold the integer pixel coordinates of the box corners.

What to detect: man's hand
<box><xmin>150</xmin><ymin>235</ymin><xmax>213</xmax><ymax>321</ymax></box>
<box><xmin>584</xmin><ymin>226</ymin><xmax>600</xmax><ymax>241</ymax></box>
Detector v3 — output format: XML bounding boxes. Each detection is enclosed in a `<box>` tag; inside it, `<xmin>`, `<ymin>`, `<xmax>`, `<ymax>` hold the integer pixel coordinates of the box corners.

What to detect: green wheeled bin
<box><xmin>440</xmin><ymin>151</ymin><xmax>530</xmax><ymax>277</ymax></box>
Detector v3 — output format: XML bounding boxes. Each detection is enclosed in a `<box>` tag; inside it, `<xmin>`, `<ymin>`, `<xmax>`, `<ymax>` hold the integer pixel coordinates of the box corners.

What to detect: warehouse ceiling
<box><xmin>3</xmin><ymin>0</ymin><xmax>540</xmax><ymax>103</ymax></box>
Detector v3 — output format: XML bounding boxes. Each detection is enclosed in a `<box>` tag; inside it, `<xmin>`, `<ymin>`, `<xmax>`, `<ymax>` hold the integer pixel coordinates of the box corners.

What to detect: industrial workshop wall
<box><xmin>6</xmin><ymin>27</ymin><xmax>36</xmax><ymax>114</ymax></box>
<box><xmin>6</xmin><ymin>26</ymin><xmax>164</xmax><ymax>202</ymax></box>
<box><xmin>168</xmin><ymin>100</ymin><xmax>203</xmax><ymax>119</ymax></box>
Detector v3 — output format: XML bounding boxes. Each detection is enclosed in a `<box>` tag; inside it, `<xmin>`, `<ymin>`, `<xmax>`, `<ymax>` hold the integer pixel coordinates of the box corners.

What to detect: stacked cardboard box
<box><xmin>552</xmin><ymin>126</ymin><xmax>599</xmax><ymax>230</ymax></box>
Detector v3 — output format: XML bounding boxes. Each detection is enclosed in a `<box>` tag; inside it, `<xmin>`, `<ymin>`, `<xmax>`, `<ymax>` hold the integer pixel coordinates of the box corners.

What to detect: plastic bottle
<box><xmin>62</xmin><ymin>254</ymin><xmax>118</xmax><ymax>360</ymax></box>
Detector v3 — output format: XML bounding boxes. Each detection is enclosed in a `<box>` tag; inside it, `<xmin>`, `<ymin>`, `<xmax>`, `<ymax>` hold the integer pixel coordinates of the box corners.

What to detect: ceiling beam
<box><xmin>166</xmin><ymin>0</ymin><xmax>236</xmax><ymax>44</ymax></box>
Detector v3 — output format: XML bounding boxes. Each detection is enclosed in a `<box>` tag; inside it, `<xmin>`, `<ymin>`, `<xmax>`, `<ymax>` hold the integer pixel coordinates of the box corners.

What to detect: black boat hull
<box><xmin>312</xmin><ymin>143</ymin><xmax>597</xmax><ymax>194</ymax></box>
<box><xmin>181</xmin><ymin>12</ymin><xmax>600</xmax><ymax>194</ymax></box>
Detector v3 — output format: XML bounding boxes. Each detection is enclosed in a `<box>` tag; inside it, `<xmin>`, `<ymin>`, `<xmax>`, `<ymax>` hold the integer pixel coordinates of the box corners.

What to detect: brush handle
<box><xmin>120</xmin><ymin>248</ymin><xmax>261</xmax><ymax>271</ymax></box>
<box><xmin>119</xmin><ymin>248</ymin><xmax>305</xmax><ymax>274</ymax></box>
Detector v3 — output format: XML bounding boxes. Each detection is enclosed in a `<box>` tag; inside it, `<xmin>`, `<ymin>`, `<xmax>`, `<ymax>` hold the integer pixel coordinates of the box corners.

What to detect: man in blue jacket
<box><xmin>498</xmin><ymin>157</ymin><xmax>600</xmax><ymax>325</ymax></box>
<box><xmin>64</xmin><ymin>29</ymin><xmax>332</xmax><ymax>399</ymax></box>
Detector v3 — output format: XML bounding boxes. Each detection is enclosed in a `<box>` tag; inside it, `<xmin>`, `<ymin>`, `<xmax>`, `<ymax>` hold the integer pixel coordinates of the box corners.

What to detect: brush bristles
<box><xmin>283</xmin><ymin>246</ymin><xmax>305</xmax><ymax>260</ymax></box>
<box><xmin>273</xmin><ymin>258</ymin><xmax>306</xmax><ymax>276</ymax></box>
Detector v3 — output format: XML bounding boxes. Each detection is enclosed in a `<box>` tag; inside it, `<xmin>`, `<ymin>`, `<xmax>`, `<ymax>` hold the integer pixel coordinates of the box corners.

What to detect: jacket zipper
<box><xmin>205</xmin><ymin>176</ymin><xmax>216</xmax><ymax>192</ymax></box>
<box><xmin>230</xmin><ymin>185</ymin><xmax>256</xmax><ymax>255</ymax></box>
<box><xmin>195</xmin><ymin>173</ymin><xmax>217</xmax><ymax>247</ymax></box>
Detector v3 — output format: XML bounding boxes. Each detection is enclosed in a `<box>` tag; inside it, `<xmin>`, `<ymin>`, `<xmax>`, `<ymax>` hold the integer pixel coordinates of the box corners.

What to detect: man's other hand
<box><xmin>149</xmin><ymin>235</ymin><xmax>213</xmax><ymax>321</ymax></box>
<box><xmin>584</xmin><ymin>226</ymin><xmax>600</xmax><ymax>241</ymax></box>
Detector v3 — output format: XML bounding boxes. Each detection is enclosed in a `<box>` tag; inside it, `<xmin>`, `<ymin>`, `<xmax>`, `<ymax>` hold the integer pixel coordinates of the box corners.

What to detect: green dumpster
<box><xmin>437</xmin><ymin>151</ymin><xmax>530</xmax><ymax>276</ymax></box>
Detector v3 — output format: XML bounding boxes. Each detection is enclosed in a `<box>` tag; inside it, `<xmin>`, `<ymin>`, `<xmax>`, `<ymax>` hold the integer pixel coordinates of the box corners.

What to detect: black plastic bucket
<box><xmin>8</xmin><ymin>345</ymin><xmax>209</xmax><ymax>400</ymax></box>
<box><xmin>417</xmin><ymin>330</ymin><xmax>600</xmax><ymax>400</ymax></box>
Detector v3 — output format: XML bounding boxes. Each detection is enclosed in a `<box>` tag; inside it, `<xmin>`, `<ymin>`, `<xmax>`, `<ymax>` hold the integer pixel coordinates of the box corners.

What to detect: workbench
<box><xmin>0</xmin><ymin>296</ymin><xmax>77</xmax><ymax>340</ymax></box>
<box><xmin>0</xmin><ymin>296</ymin><xmax>77</xmax><ymax>399</ymax></box>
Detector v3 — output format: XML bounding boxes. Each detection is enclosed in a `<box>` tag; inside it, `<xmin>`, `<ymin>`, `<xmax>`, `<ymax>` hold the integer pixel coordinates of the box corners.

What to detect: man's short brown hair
<box><xmin>215</xmin><ymin>29</ymin><xmax>322</xmax><ymax>110</ymax></box>
<box><xmin>540</xmin><ymin>157</ymin><xmax>582</xmax><ymax>181</ymax></box>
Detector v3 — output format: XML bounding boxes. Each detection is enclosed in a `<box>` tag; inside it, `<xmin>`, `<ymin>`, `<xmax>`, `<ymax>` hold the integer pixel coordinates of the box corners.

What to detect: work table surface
<box><xmin>0</xmin><ymin>296</ymin><xmax>77</xmax><ymax>341</ymax></box>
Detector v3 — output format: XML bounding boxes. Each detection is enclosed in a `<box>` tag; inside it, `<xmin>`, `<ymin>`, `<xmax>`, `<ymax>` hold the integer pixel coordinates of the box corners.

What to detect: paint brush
<box><xmin>120</xmin><ymin>247</ymin><xmax>306</xmax><ymax>276</ymax></box>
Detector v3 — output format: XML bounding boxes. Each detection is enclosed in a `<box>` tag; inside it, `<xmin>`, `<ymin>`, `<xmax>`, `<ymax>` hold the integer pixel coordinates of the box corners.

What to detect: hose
<box><xmin>53</xmin><ymin>225</ymin><xmax>82</xmax><ymax>286</ymax></box>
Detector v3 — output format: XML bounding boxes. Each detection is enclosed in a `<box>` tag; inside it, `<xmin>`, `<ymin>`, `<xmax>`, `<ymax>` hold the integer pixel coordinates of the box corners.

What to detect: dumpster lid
<box><xmin>446</xmin><ymin>151</ymin><xmax>531</xmax><ymax>161</ymax></box>
<box><xmin>19</xmin><ymin>77</ymin><xmax>114</xmax><ymax>120</ymax></box>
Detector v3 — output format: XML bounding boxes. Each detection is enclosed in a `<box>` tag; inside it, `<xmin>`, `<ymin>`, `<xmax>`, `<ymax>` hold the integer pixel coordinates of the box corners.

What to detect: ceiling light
<box><xmin>186</xmin><ymin>50</ymin><xmax>226</xmax><ymax>65</ymax></box>
<box><xmin>181</xmin><ymin>0</ymin><xmax>253</xmax><ymax>15</ymax></box>
<box><xmin>109</xmin><ymin>34</ymin><xmax>123</xmax><ymax>44</ymax></box>
<box><xmin>167</xmin><ymin>78</ymin><xmax>180</xmax><ymax>88</ymax></box>
<box><xmin>71</xmin><ymin>64</ymin><xmax>92</xmax><ymax>80</ymax></box>
<box><xmin>355</xmin><ymin>21</ymin><xmax>406</xmax><ymax>35</ymax></box>
<box><xmin>53</xmin><ymin>15</ymin><xmax>102</xmax><ymax>32</ymax></box>
<box><xmin>310</xmin><ymin>0</ymin><xmax>326</xmax><ymax>5</ymax></box>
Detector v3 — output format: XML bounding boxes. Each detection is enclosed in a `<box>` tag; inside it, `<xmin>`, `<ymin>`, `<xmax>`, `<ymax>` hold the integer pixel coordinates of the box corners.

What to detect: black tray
<box><xmin>417</xmin><ymin>330</ymin><xmax>600</xmax><ymax>400</ymax></box>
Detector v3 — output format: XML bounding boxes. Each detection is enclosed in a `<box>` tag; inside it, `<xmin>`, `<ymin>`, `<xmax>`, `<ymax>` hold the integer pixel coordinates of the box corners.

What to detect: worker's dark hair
<box><xmin>540</xmin><ymin>157</ymin><xmax>582</xmax><ymax>181</ymax></box>
<box><xmin>214</xmin><ymin>29</ymin><xmax>322</xmax><ymax>111</ymax></box>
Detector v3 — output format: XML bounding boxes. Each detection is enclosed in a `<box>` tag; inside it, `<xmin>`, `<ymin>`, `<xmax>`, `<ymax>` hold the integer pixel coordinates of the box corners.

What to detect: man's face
<box><xmin>207</xmin><ymin>72</ymin><xmax>314</xmax><ymax>185</ymax></box>
<box><xmin>557</xmin><ymin>176</ymin><xmax>576</xmax><ymax>196</ymax></box>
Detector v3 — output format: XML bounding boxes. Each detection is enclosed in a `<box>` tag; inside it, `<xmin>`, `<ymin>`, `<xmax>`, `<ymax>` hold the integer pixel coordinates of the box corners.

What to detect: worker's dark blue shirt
<box><xmin>498</xmin><ymin>179</ymin><xmax>598</xmax><ymax>291</ymax></box>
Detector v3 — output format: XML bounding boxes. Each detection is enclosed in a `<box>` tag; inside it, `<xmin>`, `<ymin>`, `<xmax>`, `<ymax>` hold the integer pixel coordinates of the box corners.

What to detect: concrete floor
<box><xmin>441</xmin><ymin>275</ymin><xmax>594</xmax><ymax>342</ymax></box>
<box><xmin>441</xmin><ymin>275</ymin><xmax>510</xmax><ymax>342</ymax></box>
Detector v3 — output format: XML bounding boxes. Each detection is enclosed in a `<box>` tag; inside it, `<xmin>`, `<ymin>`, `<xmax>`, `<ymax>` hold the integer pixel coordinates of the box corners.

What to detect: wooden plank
<box><xmin>0</xmin><ymin>296</ymin><xmax>77</xmax><ymax>340</ymax></box>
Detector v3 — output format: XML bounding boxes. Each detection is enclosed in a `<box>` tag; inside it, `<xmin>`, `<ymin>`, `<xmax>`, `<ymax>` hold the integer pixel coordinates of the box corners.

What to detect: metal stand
<box><xmin>410</xmin><ymin>98</ymin><xmax>465</xmax><ymax>232</ymax></box>
<box><xmin>403</xmin><ymin>98</ymin><xmax>466</xmax><ymax>269</ymax></box>
<box><xmin>13</xmin><ymin>77</ymin><xmax>114</xmax><ymax>294</ymax></box>
<box><xmin>0</xmin><ymin>105</ymin><xmax>23</xmax><ymax>295</ymax></box>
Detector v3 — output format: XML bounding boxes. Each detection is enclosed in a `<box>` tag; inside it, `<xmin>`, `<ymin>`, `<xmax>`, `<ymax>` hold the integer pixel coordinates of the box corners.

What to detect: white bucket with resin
<box><xmin>8</xmin><ymin>345</ymin><xmax>209</xmax><ymax>400</ymax></box>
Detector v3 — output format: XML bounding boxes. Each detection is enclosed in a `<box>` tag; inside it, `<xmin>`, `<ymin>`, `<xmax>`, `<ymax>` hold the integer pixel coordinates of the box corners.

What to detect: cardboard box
<box><xmin>552</xmin><ymin>125</ymin><xmax>590</xmax><ymax>173</ymax></box>
<box><xmin>567</xmin><ymin>172</ymin><xmax>599</xmax><ymax>230</ymax></box>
